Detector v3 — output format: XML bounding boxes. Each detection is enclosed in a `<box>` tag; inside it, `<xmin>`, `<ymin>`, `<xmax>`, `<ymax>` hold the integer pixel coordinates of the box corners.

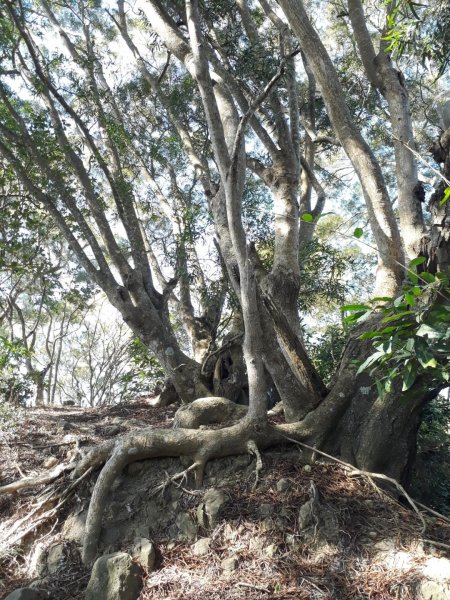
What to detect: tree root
<box><xmin>78</xmin><ymin>418</ymin><xmax>289</xmax><ymax>564</ymax></box>
<box><xmin>0</xmin><ymin>462</ymin><xmax>75</xmax><ymax>495</ymax></box>
<box><xmin>173</xmin><ymin>396</ymin><xmax>247</xmax><ymax>428</ymax></box>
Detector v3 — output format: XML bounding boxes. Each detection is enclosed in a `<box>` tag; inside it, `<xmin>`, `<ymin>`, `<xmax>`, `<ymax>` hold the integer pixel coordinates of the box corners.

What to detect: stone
<box><xmin>276</xmin><ymin>478</ymin><xmax>290</xmax><ymax>492</ymax></box>
<box><xmin>265</xmin><ymin>544</ymin><xmax>277</xmax><ymax>557</ymax></box>
<box><xmin>42</xmin><ymin>456</ymin><xmax>58</xmax><ymax>469</ymax></box>
<box><xmin>258</xmin><ymin>503</ymin><xmax>274</xmax><ymax>517</ymax></box>
<box><xmin>28</xmin><ymin>543</ymin><xmax>46</xmax><ymax>577</ymax></box>
<box><xmin>85</xmin><ymin>552</ymin><xmax>142</xmax><ymax>600</ymax></box>
<box><xmin>4</xmin><ymin>589</ymin><xmax>50</xmax><ymax>600</ymax></box>
<box><xmin>192</xmin><ymin>538</ymin><xmax>211</xmax><ymax>556</ymax></box>
<box><xmin>221</xmin><ymin>556</ymin><xmax>239</xmax><ymax>573</ymax></box>
<box><xmin>420</xmin><ymin>580</ymin><xmax>450</xmax><ymax>600</ymax></box>
<box><xmin>61</xmin><ymin>511</ymin><xmax>86</xmax><ymax>544</ymax></box>
<box><xmin>57</xmin><ymin>420</ymin><xmax>72</xmax><ymax>431</ymax></box>
<box><xmin>131</xmin><ymin>538</ymin><xmax>156</xmax><ymax>571</ymax></box>
<box><xmin>46</xmin><ymin>543</ymin><xmax>65</xmax><ymax>574</ymax></box>
<box><xmin>103</xmin><ymin>425</ymin><xmax>121</xmax><ymax>436</ymax></box>
<box><xmin>249</xmin><ymin>537</ymin><xmax>264</xmax><ymax>552</ymax></box>
<box><xmin>422</xmin><ymin>557</ymin><xmax>450</xmax><ymax>581</ymax></box>
<box><xmin>175</xmin><ymin>512</ymin><xmax>197</xmax><ymax>540</ymax></box>
<box><xmin>196</xmin><ymin>488</ymin><xmax>227</xmax><ymax>528</ymax></box>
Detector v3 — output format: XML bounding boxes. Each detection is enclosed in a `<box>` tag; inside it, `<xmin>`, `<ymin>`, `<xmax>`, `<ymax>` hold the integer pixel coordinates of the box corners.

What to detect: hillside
<box><xmin>1</xmin><ymin>401</ymin><xmax>450</xmax><ymax>600</ymax></box>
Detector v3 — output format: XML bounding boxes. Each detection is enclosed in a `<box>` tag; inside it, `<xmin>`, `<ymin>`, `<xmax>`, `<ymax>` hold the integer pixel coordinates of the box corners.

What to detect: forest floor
<box><xmin>1</xmin><ymin>400</ymin><xmax>450</xmax><ymax>600</ymax></box>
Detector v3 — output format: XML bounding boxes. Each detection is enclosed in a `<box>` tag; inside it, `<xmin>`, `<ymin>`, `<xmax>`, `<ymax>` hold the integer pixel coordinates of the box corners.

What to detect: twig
<box><xmin>392</xmin><ymin>134</ymin><xmax>450</xmax><ymax>187</ymax></box>
<box><xmin>235</xmin><ymin>582</ymin><xmax>271</xmax><ymax>593</ymax></box>
<box><xmin>281</xmin><ymin>436</ymin><xmax>427</xmax><ymax>534</ymax></box>
<box><xmin>414</xmin><ymin>500</ymin><xmax>450</xmax><ymax>525</ymax></box>
<box><xmin>421</xmin><ymin>539</ymin><xmax>450</xmax><ymax>551</ymax></box>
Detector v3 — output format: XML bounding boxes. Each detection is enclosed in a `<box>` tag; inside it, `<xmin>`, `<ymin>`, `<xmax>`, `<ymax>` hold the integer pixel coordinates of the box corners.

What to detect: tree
<box><xmin>0</xmin><ymin>0</ymin><xmax>448</xmax><ymax>564</ymax></box>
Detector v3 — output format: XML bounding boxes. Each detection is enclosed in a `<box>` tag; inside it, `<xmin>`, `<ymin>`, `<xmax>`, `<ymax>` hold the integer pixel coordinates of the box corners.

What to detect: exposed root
<box><xmin>1</xmin><ymin>466</ymin><xmax>93</xmax><ymax>556</ymax></box>
<box><xmin>246</xmin><ymin>439</ymin><xmax>263</xmax><ymax>488</ymax></box>
<box><xmin>173</xmin><ymin>396</ymin><xmax>247</xmax><ymax>429</ymax></box>
<box><xmin>80</xmin><ymin>419</ymin><xmax>287</xmax><ymax>564</ymax></box>
<box><xmin>0</xmin><ymin>462</ymin><xmax>75</xmax><ymax>495</ymax></box>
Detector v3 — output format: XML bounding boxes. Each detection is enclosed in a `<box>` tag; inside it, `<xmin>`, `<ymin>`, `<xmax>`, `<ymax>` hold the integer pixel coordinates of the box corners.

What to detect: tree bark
<box><xmin>278</xmin><ymin>0</ymin><xmax>404</xmax><ymax>297</ymax></box>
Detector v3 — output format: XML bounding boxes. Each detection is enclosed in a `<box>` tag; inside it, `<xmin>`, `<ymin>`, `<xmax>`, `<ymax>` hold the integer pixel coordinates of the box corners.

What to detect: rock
<box><xmin>192</xmin><ymin>538</ymin><xmax>211</xmax><ymax>556</ymax></box>
<box><xmin>276</xmin><ymin>478</ymin><xmax>290</xmax><ymax>492</ymax></box>
<box><xmin>28</xmin><ymin>542</ymin><xmax>47</xmax><ymax>577</ymax></box>
<box><xmin>265</xmin><ymin>544</ymin><xmax>277</xmax><ymax>557</ymax></box>
<box><xmin>422</xmin><ymin>556</ymin><xmax>450</xmax><ymax>581</ymax></box>
<box><xmin>103</xmin><ymin>425</ymin><xmax>121</xmax><ymax>436</ymax></box>
<box><xmin>420</xmin><ymin>580</ymin><xmax>450</xmax><ymax>600</ymax></box>
<box><xmin>42</xmin><ymin>456</ymin><xmax>58</xmax><ymax>469</ymax></box>
<box><xmin>85</xmin><ymin>552</ymin><xmax>142</xmax><ymax>600</ymax></box>
<box><xmin>175</xmin><ymin>512</ymin><xmax>197</xmax><ymax>540</ymax></box>
<box><xmin>297</xmin><ymin>484</ymin><xmax>339</xmax><ymax>549</ymax></box>
<box><xmin>4</xmin><ymin>589</ymin><xmax>50</xmax><ymax>600</ymax></box>
<box><xmin>61</xmin><ymin>511</ymin><xmax>87</xmax><ymax>544</ymax></box>
<box><xmin>249</xmin><ymin>537</ymin><xmax>264</xmax><ymax>552</ymax></box>
<box><xmin>28</xmin><ymin>579</ymin><xmax>50</xmax><ymax>590</ymax></box>
<box><xmin>258</xmin><ymin>503</ymin><xmax>274</xmax><ymax>517</ymax></box>
<box><xmin>57</xmin><ymin>420</ymin><xmax>72</xmax><ymax>431</ymax></box>
<box><xmin>131</xmin><ymin>538</ymin><xmax>156</xmax><ymax>571</ymax></box>
<box><xmin>196</xmin><ymin>488</ymin><xmax>227</xmax><ymax>528</ymax></box>
<box><xmin>221</xmin><ymin>555</ymin><xmax>239</xmax><ymax>573</ymax></box>
<box><xmin>46</xmin><ymin>543</ymin><xmax>65</xmax><ymax>574</ymax></box>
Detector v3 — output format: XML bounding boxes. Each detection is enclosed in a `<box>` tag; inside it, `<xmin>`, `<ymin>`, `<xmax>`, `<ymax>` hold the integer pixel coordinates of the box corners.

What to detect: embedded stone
<box><xmin>85</xmin><ymin>552</ymin><xmax>142</xmax><ymax>600</ymax></box>
<box><xmin>46</xmin><ymin>543</ymin><xmax>65</xmax><ymax>574</ymax></box>
<box><xmin>192</xmin><ymin>538</ymin><xmax>211</xmax><ymax>556</ymax></box>
<box><xmin>276</xmin><ymin>478</ymin><xmax>290</xmax><ymax>492</ymax></box>
<box><xmin>221</xmin><ymin>555</ymin><xmax>238</xmax><ymax>573</ymax></box>
<box><xmin>131</xmin><ymin>538</ymin><xmax>156</xmax><ymax>571</ymax></box>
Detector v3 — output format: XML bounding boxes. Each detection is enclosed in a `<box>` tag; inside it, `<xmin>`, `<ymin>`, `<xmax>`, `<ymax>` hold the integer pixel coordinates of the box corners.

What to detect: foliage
<box><xmin>298</xmin><ymin>240</ymin><xmax>352</xmax><ymax>311</ymax></box>
<box><xmin>342</xmin><ymin>262</ymin><xmax>450</xmax><ymax>396</ymax></box>
<box><xmin>411</xmin><ymin>392</ymin><xmax>450</xmax><ymax>516</ymax></box>
<box><xmin>383</xmin><ymin>0</ymin><xmax>450</xmax><ymax>78</ymax></box>
<box><xmin>0</xmin><ymin>336</ymin><xmax>32</xmax><ymax>405</ymax></box>
<box><xmin>305</xmin><ymin>323</ymin><xmax>347</xmax><ymax>385</ymax></box>
<box><xmin>0</xmin><ymin>399</ymin><xmax>25</xmax><ymax>434</ymax></box>
<box><xmin>128</xmin><ymin>338</ymin><xmax>165</xmax><ymax>393</ymax></box>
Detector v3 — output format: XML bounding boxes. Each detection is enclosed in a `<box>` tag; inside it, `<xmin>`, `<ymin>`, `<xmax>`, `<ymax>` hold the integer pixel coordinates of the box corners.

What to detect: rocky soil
<box><xmin>1</xmin><ymin>400</ymin><xmax>450</xmax><ymax>600</ymax></box>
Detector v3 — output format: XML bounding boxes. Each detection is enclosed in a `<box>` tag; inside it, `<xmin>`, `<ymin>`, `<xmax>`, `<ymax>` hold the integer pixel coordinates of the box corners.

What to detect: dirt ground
<box><xmin>1</xmin><ymin>400</ymin><xmax>450</xmax><ymax>600</ymax></box>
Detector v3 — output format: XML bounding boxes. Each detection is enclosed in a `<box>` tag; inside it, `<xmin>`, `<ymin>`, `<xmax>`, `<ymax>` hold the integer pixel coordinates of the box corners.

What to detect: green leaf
<box><xmin>405</xmin><ymin>292</ymin><xmax>415</xmax><ymax>306</ymax></box>
<box><xmin>409</xmin><ymin>256</ymin><xmax>426</xmax><ymax>268</ymax></box>
<box><xmin>353</xmin><ymin>227</ymin><xmax>364</xmax><ymax>239</ymax></box>
<box><xmin>420</xmin><ymin>272</ymin><xmax>436</xmax><ymax>283</ymax></box>
<box><xmin>359</xmin><ymin>331</ymin><xmax>382</xmax><ymax>340</ymax></box>
<box><xmin>440</xmin><ymin>187</ymin><xmax>450</xmax><ymax>206</ymax></box>
<box><xmin>401</xmin><ymin>360</ymin><xmax>417</xmax><ymax>391</ymax></box>
<box><xmin>416</xmin><ymin>324</ymin><xmax>442</xmax><ymax>339</ymax></box>
<box><xmin>381</xmin><ymin>311</ymin><xmax>414</xmax><ymax>323</ymax></box>
<box><xmin>301</xmin><ymin>213</ymin><xmax>314</xmax><ymax>222</ymax></box>
<box><xmin>341</xmin><ymin>304</ymin><xmax>371</xmax><ymax>312</ymax></box>
<box><xmin>356</xmin><ymin>351</ymin><xmax>385</xmax><ymax>375</ymax></box>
